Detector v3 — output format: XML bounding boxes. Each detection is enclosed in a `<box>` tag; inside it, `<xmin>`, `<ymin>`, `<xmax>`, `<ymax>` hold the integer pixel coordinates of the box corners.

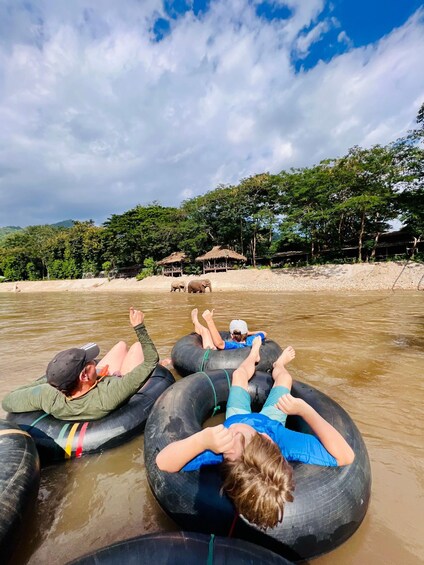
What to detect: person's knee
<box><xmin>121</xmin><ymin>342</ymin><xmax>144</xmax><ymax>374</ymax></box>
<box><xmin>113</xmin><ymin>341</ymin><xmax>128</xmax><ymax>353</ymax></box>
<box><xmin>232</xmin><ymin>368</ymin><xmax>249</xmax><ymax>387</ymax></box>
<box><xmin>128</xmin><ymin>342</ymin><xmax>142</xmax><ymax>354</ymax></box>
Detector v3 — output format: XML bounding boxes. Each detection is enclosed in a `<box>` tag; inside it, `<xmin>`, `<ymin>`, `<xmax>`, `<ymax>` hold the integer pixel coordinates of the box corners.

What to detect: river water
<box><xmin>1</xmin><ymin>290</ymin><xmax>423</xmax><ymax>564</ymax></box>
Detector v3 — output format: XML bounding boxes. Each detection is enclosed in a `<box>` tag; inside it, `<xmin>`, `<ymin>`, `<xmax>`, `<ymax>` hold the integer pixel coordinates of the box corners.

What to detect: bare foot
<box><xmin>191</xmin><ymin>308</ymin><xmax>199</xmax><ymax>324</ymax></box>
<box><xmin>274</xmin><ymin>346</ymin><xmax>295</xmax><ymax>369</ymax></box>
<box><xmin>159</xmin><ymin>358</ymin><xmax>173</xmax><ymax>368</ymax></box>
<box><xmin>250</xmin><ymin>335</ymin><xmax>262</xmax><ymax>363</ymax></box>
<box><xmin>191</xmin><ymin>308</ymin><xmax>206</xmax><ymax>336</ymax></box>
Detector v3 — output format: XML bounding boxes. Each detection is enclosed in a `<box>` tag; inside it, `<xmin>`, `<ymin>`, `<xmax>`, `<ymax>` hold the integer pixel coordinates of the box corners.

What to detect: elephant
<box><xmin>170</xmin><ymin>280</ymin><xmax>186</xmax><ymax>292</ymax></box>
<box><xmin>187</xmin><ymin>279</ymin><xmax>212</xmax><ymax>293</ymax></box>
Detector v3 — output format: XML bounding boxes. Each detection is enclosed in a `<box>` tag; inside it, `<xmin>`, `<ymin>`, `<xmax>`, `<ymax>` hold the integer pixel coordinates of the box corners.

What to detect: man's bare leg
<box><xmin>271</xmin><ymin>346</ymin><xmax>295</xmax><ymax>390</ymax></box>
<box><xmin>97</xmin><ymin>341</ymin><xmax>128</xmax><ymax>374</ymax></box>
<box><xmin>191</xmin><ymin>308</ymin><xmax>216</xmax><ymax>349</ymax></box>
<box><xmin>232</xmin><ymin>336</ymin><xmax>262</xmax><ymax>391</ymax></box>
<box><xmin>121</xmin><ymin>342</ymin><xmax>144</xmax><ymax>375</ymax></box>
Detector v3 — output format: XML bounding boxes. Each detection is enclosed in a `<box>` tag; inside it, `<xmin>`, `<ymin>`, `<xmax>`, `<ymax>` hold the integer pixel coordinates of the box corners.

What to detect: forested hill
<box><xmin>0</xmin><ymin>226</ymin><xmax>22</xmax><ymax>243</ymax></box>
<box><xmin>52</xmin><ymin>220</ymin><xmax>74</xmax><ymax>229</ymax></box>
<box><xmin>0</xmin><ymin>220</ymin><xmax>74</xmax><ymax>243</ymax></box>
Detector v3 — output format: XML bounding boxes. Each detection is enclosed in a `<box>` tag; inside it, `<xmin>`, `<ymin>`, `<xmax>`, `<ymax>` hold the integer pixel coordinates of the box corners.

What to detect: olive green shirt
<box><xmin>2</xmin><ymin>323</ymin><xmax>159</xmax><ymax>420</ymax></box>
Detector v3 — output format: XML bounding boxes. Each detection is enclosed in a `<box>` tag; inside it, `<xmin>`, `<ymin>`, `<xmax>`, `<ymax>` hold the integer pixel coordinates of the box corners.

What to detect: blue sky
<box><xmin>0</xmin><ymin>0</ymin><xmax>423</xmax><ymax>227</ymax></box>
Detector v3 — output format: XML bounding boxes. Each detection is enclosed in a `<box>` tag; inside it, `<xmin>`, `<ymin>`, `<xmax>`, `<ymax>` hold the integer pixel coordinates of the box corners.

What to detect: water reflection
<box><xmin>1</xmin><ymin>290</ymin><xmax>423</xmax><ymax>564</ymax></box>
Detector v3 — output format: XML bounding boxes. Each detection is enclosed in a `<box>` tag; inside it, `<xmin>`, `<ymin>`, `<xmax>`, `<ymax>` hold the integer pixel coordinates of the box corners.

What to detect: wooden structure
<box><xmin>195</xmin><ymin>246</ymin><xmax>247</xmax><ymax>274</ymax></box>
<box><xmin>157</xmin><ymin>252</ymin><xmax>187</xmax><ymax>277</ymax></box>
<box><xmin>115</xmin><ymin>265</ymin><xmax>141</xmax><ymax>278</ymax></box>
<box><xmin>267</xmin><ymin>250</ymin><xmax>309</xmax><ymax>266</ymax></box>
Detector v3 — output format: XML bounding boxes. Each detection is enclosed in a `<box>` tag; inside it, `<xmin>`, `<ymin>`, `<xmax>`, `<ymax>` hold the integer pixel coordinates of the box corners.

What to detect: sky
<box><xmin>0</xmin><ymin>0</ymin><xmax>423</xmax><ymax>228</ymax></box>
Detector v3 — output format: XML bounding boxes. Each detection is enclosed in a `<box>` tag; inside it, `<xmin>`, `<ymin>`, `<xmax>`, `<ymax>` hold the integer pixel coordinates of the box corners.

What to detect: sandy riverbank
<box><xmin>1</xmin><ymin>262</ymin><xmax>423</xmax><ymax>293</ymax></box>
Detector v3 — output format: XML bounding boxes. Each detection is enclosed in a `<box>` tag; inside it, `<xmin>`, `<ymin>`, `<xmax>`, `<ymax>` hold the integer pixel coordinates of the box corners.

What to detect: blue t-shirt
<box><xmin>182</xmin><ymin>413</ymin><xmax>338</xmax><ymax>471</ymax></box>
<box><xmin>223</xmin><ymin>332</ymin><xmax>266</xmax><ymax>350</ymax></box>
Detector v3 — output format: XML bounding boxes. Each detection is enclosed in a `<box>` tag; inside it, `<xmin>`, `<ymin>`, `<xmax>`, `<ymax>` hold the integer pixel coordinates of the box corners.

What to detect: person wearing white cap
<box><xmin>191</xmin><ymin>308</ymin><xmax>267</xmax><ymax>350</ymax></box>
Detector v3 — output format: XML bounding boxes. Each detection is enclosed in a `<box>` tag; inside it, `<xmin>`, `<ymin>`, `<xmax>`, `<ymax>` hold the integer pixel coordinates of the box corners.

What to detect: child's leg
<box><xmin>97</xmin><ymin>341</ymin><xmax>128</xmax><ymax>374</ymax></box>
<box><xmin>202</xmin><ymin>310</ymin><xmax>225</xmax><ymax>349</ymax></box>
<box><xmin>191</xmin><ymin>308</ymin><xmax>216</xmax><ymax>349</ymax></box>
<box><xmin>226</xmin><ymin>337</ymin><xmax>261</xmax><ymax>418</ymax></box>
<box><xmin>231</xmin><ymin>336</ymin><xmax>261</xmax><ymax>390</ymax></box>
<box><xmin>121</xmin><ymin>342</ymin><xmax>144</xmax><ymax>375</ymax></box>
<box><xmin>260</xmin><ymin>346</ymin><xmax>295</xmax><ymax>425</ymax></box>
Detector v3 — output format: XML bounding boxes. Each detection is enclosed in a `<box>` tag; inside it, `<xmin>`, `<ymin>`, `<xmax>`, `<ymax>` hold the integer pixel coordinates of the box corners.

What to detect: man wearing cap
<box><xmin>2</xmin><ymin>307</ymin><xmax>159</xmax><ymax>420</ymax></box>
<box><xmin>191</xmin><ymin>308</ymin><xmax>267</xmax><ymax>350</ymax></box>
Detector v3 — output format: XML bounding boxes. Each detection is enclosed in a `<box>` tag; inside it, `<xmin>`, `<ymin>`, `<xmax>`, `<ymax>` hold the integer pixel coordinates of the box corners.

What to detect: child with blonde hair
<box><xmin>156</xmin><ymin>338</ymin><xmax>354</xmax><ymax>529</ymax></box>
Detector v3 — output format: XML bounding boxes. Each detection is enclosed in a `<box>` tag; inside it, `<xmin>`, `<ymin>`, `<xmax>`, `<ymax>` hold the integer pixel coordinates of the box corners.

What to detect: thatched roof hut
<box><xmin>157</xmin><ymin>251</ymin><xmax>187</xmax><ymax>276</ymax></box>
<box><xmin>195</xmin><ymin>246</ymin><xmax>247</xmax><ymax>273</ymax></box>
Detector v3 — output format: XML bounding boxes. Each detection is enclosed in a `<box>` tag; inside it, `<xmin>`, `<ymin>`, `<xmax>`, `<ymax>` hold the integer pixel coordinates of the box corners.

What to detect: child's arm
<box><xmin>156</xmin><ymin>424</ymin><xmax>235</xmax><ymax>472</ymax></box>
<box><xmin>202</xmin><ymin>310</ymin><xmax>225</xmax><ymax>349</ymax></box>
<box><xmin>247</xmin><ymin>330</ymin><xmax>267</xmax><ymax>337</ymax></box>
<box><xmin>276</xmin><ymin>394</ymin><xmax>355</xmax><ymax>466</ymax></box>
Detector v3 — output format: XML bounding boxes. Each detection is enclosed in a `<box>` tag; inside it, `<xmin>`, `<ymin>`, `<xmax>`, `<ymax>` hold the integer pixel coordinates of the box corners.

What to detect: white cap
<box><xmin>229</xmin><ymin>319</ymin><xmax>248</xmax><ymax>334</ymax></box>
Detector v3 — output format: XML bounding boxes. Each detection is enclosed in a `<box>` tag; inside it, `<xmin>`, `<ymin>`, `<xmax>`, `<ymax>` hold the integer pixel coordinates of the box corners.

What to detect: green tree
<box><xmin>332</xmin><ymin>146</ymin><xmax>399</xmax><ymax>261</ymax></box>
<box><xmin>24</xmin><ymin>225</ymin><xmax>60</xmax><ymax>279</ymax></box>
<box><xmin>392</xmin><ymin>103</ymin><xmax>424</xmax><ymax>254</ymax></box>
<box><xmin>103</xmin><ymin>204</ymin><xmax>185</xmax><ymax>267</ymax></box>
<box><xmin>60</xmin><ymin>221</ymin><xmax>104</xmax><ymax>277</ymax></box>
<box><xmin>182</xmin><ymin>173</ymin><xmax>280</xmax><ymax>265</ymax></box>
<box><xmin>0</xmin><ymin>230</ymin><xmax>39</xmax><ymax>280</ymax></box>
<box><xmin>277</xmin><ymin>165</ymin><xmax>336</xmax><ymax>259</ymax></box>
<box><xmin>0</xmin><ymin>254</ymin><xmax>26</xmax><ymax>281</ymax></box>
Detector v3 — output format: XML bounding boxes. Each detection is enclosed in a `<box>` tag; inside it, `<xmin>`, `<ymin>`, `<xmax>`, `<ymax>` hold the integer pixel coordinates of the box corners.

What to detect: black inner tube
<box><xmin>7</xmin><ymin>365</ymin><xmax>175</xmax><ymax>463</ymax></box>
<box><xmin>171</xmin><ymin>332</ymin><xmax>283</xmax><ymax>377</ymax></box>
<box><xmin>0</xmin><ymin>420</ymin><xmax>40</xmax><ymax>562</ymax></box>
<box><xmin>69</xmin><ymin>531</ymin><xmax>294</xmax><ymax>565</ymax></box>
<box><xmin>144</xmin><ymin>370</ymin><xmax>371</xmax><ymax>562</ymax></box>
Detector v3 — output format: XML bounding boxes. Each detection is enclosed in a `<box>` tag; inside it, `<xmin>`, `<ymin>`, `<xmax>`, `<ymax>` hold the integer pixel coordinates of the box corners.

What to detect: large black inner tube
<box><xmin>7</xmin><ymin>365</ymin><xmax>175</xmax><ymax>463</ymax></box>
<box><xmin>69</xmin><ymin>531</ymin><xmax>293</xmax><ymax>565</ymax></box>
<box><xmin>0</xmin><ymin>419</ymin><xmax>40</xmax><ymax>562</ymax></box>
<box><xmin>171</xmin><ymin>332</ymin><xmax>282</xmax><ymax>377</ymax></box>
<box><xmin>144</xmin><ymin>370</ymin><xmax>372</xmax><ymax>562</ymax></box>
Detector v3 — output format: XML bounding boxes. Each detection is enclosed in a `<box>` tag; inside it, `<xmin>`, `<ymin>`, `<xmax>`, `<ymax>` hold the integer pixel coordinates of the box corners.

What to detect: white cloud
<box><xmin>337</xmin><ymin>30</ymin><xmax>353</xmax><ymax>48</ymax></box>
<box><xmin>295</xmin><ymin>20</ymin><xmax>332</xmax><ymax>57</ymax></box>
<box><xmin>0</xmin><ymin>1</ymin><xmax>423</xmax><ymax>226</ymax></box>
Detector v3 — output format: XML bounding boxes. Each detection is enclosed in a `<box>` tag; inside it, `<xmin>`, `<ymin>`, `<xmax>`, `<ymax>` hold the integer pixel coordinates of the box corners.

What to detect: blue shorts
<box><xmin>226</xmin><ymin>385</ymin><xmax>290</xmax><ymax>425</ymax></box>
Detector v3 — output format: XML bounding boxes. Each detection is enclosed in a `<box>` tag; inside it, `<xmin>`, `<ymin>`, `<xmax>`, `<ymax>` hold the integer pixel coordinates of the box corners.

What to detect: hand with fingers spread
<box><xmin>129</xmin><ymin>307</ymin><xmax>144</xmax><ymax>327</ymax></box>
<box><xmin>276</xmin><ymin>393</ymin><xmax>308</xmax><ymax>417</ymax></box>
<box><xmin>200</xmin><ymin>424</ymin><xmax>235</xmax><ymax>454</ymax></box>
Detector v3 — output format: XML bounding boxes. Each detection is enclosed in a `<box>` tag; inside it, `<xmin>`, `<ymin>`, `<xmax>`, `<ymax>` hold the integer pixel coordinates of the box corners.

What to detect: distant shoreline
<box><xmin>1</xmin><ymin>262</ymin><xmax>423</xmax><ymax>293</ymax></box>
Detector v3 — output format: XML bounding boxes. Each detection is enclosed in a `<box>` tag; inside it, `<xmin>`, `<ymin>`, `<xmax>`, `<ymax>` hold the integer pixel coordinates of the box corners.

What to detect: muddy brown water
<box><xmin>0</xmin><ymin>290</ymin><xmax>423</xmax><ymax>564</ymax></box>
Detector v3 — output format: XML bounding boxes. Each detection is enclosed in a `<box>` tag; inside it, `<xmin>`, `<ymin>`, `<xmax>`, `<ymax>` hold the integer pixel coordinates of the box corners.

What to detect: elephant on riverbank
<box><xmin>170</xmin><ymin>281</ymin><xmax>186</xmax><ymax>292</ymax></box>
<box><xmin>187</xmin><ymin>279</ymin><xmax>212</xmax><ymax>293</ymax></box>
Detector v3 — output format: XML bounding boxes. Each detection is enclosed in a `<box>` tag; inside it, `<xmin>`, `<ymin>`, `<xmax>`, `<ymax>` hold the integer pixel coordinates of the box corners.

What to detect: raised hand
<box><xmin>276</xmin><ymin>393</ymin><xmax>307</xmax><ymax>416</ymax></box>
<box><xmin>202</xmin><ymin>309</ymin><xmax>215</xmax><ymax>322</ymax></box>
<box><xmin>129</xmin><ymin>307</ymin><xmax>144</xmax><ymax>327</ymax></box>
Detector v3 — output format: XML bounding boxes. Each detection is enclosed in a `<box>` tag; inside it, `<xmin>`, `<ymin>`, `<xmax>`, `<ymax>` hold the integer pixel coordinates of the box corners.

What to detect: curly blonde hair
<box><xmin>221</xmin><ymin>433</ymin><xmax>294</xmax><ymax>529</ymax></box>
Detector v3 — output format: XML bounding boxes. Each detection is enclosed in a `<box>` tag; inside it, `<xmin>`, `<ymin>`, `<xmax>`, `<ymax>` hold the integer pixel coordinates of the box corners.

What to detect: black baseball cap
<box><xmin>46</xmin><ymin>343</ymin><xmax>100</xmax><ymax>392</ymax></box>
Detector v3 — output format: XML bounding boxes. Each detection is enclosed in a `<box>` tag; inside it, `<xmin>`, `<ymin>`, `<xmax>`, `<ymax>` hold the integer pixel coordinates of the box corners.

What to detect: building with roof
<box><xmin>195</xmin><ymin>246</ymin><xmax>247</xmax><ymax>273</ymax></box>
<box><xmin>157</xmin><ymin>251</ymin><xmax>187</xmax><ymax>276</ymax></box>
